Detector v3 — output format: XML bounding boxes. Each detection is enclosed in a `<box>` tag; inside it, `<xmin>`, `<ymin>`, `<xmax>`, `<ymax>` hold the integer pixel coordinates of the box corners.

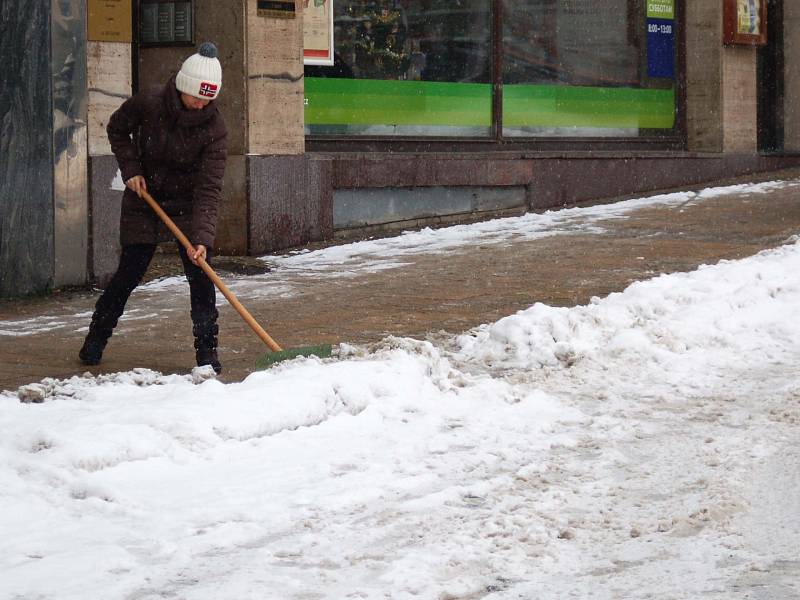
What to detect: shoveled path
<box><xmin>2</xmin><ymin>169</ymin><xmax>800</xmax><ymax>393</ymax></box>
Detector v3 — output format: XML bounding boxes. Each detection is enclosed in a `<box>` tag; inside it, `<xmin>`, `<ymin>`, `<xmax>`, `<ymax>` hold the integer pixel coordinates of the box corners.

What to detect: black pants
<box><xmin>92</xmin><ymin>243</ymin><xmax>217</xmax><ymax>334</ymax></box>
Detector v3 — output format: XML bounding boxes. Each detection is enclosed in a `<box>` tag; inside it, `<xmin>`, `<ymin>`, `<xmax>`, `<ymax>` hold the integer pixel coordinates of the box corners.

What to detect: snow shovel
<box><xmin>139</xmin><ymin>190</ymin><xmax>333</xmax><ymax>369</ymax></box>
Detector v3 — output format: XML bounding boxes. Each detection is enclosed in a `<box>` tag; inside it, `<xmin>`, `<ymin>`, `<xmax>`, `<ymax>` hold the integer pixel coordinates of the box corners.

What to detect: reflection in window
<box><xmin>502</xmin><ymin>0</ymin><xmax>675</xmax><ymax>137</ymax></box>
<box><xmin>308</xmin><ymin>1</ymin><xmax>491</xmax><ymax>83</ymax></box>
<box><xmin>304</xmin><ymin>0</ymin><xmax>492</xmax><ymax>137</ymax></box>
<box><xmin>503</xmin><ymin>0</ymin><xmax>643</xmax><ymax>87</ymax></box>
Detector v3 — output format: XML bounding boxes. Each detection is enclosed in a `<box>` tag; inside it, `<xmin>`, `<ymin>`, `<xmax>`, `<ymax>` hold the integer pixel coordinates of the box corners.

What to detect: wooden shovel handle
<box><xmin>140</xmin><ymin>190</ymin><xmax>283</xmax><ymax>352</ymax></box>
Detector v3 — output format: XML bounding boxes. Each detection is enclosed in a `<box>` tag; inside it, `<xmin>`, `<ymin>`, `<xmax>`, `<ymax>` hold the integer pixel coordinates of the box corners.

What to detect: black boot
<box><xmin>78</xmin><ymin>293</ymin><xmax>127</xmax><ymax>366</ymax></box>
<box><xmin>193</xmin><ymin>318</ymin><xmax>222</xmax><ymax>374</ymax></box>
<box><xmin>79</xmin><ymin>320</ymin><xmax>114</xmax><ymax>366</ymax></box>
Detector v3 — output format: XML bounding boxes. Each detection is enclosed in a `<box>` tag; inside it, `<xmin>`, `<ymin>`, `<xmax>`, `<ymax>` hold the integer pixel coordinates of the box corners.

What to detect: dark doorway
<box><xmin>757</xmin><ymin>0</ymin><xmax>783</xmax><ymax>153</ymax></box>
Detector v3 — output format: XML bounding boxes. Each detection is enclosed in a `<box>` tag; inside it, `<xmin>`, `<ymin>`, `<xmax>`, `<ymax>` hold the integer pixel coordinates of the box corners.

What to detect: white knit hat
<box><xmin>176</xmin><ymin>42</ymin><xmax>222</xmax><ymax>100</ymax></box>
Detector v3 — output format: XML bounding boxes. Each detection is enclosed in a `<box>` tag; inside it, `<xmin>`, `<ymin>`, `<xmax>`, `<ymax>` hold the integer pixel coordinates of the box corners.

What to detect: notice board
<box><xmin>646</xmin><ymin>0</ymin><xmax>675</xmax><ymax>78</ymax></box>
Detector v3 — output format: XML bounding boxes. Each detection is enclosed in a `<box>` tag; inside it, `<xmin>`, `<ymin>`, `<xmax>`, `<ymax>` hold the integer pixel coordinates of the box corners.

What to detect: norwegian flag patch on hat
<box><xmin>199</xmin><ymin>82</ymin><xmax>218</xmax><ymax>98</ymax></box>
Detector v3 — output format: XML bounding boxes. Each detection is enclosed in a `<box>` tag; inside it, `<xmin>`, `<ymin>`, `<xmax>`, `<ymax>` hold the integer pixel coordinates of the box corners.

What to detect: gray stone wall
<box><xmin>89</xmin><ymin>156</ymin><xmax>123</xmax><ymax>287</ymax></box>
<box><xmin>248</xmin><ymin>156</ymin><xmax>332</xmax><ymax>254</ymax></box>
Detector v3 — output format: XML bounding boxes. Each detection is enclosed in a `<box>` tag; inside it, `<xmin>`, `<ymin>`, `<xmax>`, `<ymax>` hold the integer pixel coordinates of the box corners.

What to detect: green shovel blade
<box><xmin>254</xmin><ymin>344</ymin><xmax>334</xmax><ymax>370</ymax></box>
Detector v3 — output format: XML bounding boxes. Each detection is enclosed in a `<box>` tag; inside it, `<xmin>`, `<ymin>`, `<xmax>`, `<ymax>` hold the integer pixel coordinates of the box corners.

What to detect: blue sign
<box><xmin>647</xmin><ymin>18</ymin><xmax>675</xmax><ymax>78</ymax></box>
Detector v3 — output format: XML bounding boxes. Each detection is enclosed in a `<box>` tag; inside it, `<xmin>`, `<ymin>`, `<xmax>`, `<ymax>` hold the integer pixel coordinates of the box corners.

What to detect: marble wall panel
<box><xmin>246</xmin><ymin>0</ymin><xmax>304</xmax><ymax>155</ymax></box>
<box><xmin>685</xmin><ymin>0</ymin><xmax>724</xmax><ymax>152</ymax></box>
<box><xmin>87</xmin><ymin>41</ymin><xmax>132</xmax><ymax>156</ymax></box>
<box><xmin>0</xmin><ymin>0</ymin><xmax>55</xmax><ymax>297</ymax></box>
<box><xmin>722</xmin><ymin>46</ymin><xmax>758</xmax><ymax>153</ymax></box>
<box><xmin>52</xmin><ymin>0</ymin><xmax>89</xmax><ymax>288</ymax></box>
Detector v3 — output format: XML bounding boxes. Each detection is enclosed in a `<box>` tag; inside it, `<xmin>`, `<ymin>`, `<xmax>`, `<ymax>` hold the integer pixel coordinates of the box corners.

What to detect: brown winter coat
<box><xmin>107</xmin><ymin>75</ymin><xmax>228</xmax><ymax>248</ymax></box>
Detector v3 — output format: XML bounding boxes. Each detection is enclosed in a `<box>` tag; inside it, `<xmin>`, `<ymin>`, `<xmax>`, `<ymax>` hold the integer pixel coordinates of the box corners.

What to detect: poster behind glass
<box><xmin>723</xmin><ymin>0</ymin><xmax>767</xmax><ymax>45</ymax></box>
<box><xmin>304</xmin><ymin>0</ymin><xmax>334</xmax><ymax>65</ymax></box>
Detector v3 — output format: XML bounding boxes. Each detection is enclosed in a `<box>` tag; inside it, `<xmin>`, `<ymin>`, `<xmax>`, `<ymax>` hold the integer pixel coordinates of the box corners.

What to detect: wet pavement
<box><xmin>2</xmin><ymin>168</ymin><xmax>800</xmax><ymax>393</ymax></box>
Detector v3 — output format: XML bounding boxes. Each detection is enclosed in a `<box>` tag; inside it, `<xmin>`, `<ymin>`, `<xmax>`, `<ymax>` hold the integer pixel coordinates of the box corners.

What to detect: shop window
<box><xmin>502</xmin><ymin>0</ymin><xmax>676</xmax><ymax>137</ymax></box>
<box><xmin>304</xmin><ymin>0</ymin><xmax>493</xmax><ymax>137</ymax></box>
<box><xmin>304</xmin><ymin>0</ymin><xmax>678</xmax><ymax>140</ymax></box>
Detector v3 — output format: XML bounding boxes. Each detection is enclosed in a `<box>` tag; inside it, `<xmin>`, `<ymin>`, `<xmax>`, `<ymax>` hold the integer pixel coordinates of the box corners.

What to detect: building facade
<box><xmin>1</xmin><ymin>0</ymin><xmax>799</xmax><ymax>297</ymax></box>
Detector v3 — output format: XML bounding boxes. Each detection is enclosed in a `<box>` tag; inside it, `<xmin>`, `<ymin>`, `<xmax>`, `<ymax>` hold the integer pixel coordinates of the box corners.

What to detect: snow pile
<box><xmin>456</xmin><ymin>241</ymin><xmax>800</xmax><ymax>379</ymax></box>
<box><xmin>695</xmin><ymin>180</ymin><xmax>787</xmax><ymax>199</ymax></box>
<box><xmin>1</xmin><ymin>342</ymin><xmax>561</xmax><ymax>599</ymax></box>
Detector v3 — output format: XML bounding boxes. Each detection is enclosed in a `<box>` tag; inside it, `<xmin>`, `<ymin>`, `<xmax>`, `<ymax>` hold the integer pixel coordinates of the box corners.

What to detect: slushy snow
<box><xmin>1</xmin><ymin>182</ymin><xmax>799</xmax><ymax>599</ymax></box>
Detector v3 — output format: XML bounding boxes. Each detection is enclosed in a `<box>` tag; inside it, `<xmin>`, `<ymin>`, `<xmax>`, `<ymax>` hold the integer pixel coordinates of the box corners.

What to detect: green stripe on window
<box><xmin>304</xmin><ymin>78</ymin><xmax>492</xmax><ymax>127</ymax></box>
<box><xmin>503</xmin><ymin>84</ymin><xmax>676</xmax><ymax>129</ymax></box>
<box><xmin>304</xmin><ymin>78</ymin><xmax>675</xmax><ymax>131</ymax></box>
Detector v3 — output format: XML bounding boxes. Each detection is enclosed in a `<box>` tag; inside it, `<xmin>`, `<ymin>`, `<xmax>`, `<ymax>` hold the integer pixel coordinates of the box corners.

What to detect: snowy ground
<box><xmin>2</xmin><ymin>182</ymin><xmax>800</xmax><ymax>599</ymax></box>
